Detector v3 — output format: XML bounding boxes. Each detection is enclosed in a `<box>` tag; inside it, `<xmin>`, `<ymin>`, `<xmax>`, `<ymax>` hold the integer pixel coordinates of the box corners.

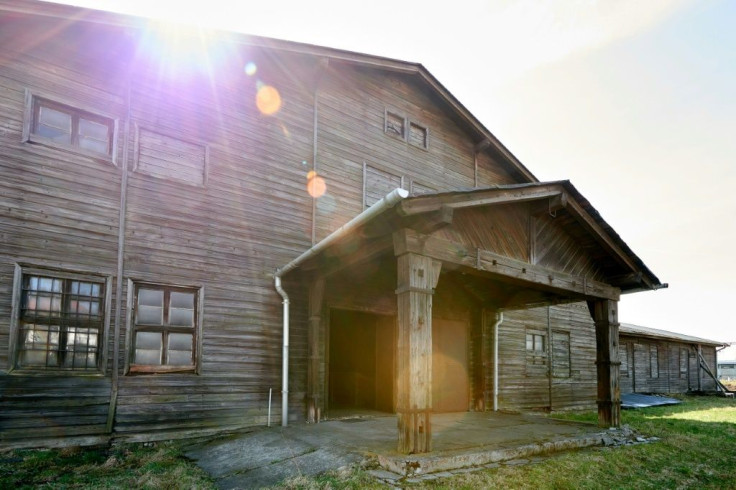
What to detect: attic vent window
<box><xmin>409</xmin><ymin>122</ymin><xmax>428</xmax><ymax>149</ymax></box>
<box><xmin>385</xmin><ymin>111</ymin><xmax>405</xmax><ymax>139</ymax></box>
<box><xmin>384</xmin><ymin>109</ymin><xmax>430</xmax><ymax>150</ymax></box>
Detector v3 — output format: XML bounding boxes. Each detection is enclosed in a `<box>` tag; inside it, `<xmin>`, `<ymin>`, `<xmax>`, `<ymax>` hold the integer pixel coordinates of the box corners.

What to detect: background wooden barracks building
<box><xmin>0</xmin><ymin>1</ymin><xmax>720</xmax><ymax>452</ymax></box>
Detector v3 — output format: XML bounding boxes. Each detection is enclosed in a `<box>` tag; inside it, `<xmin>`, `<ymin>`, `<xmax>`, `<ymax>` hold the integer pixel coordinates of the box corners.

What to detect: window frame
<box><xmin>126</xmin><ymin>280</ymin><xmax>204</xmax><ymax>375</ymax></box>
<box><xmin>8</xmin><ymin>264</ymin><xmax>112</xmax><ymax>375</ymax></box>
<box><xmin>22</xmin><ymin>89</ymin><xmax>118</xmax><ymax>165</ymax></box>
<box><xmin>408</xmin><ymin>121</ymin><xmax>429</xmax><ymax>150</ymax></box>
<box><xmin>384</xmin><ymin>108</ymin><xmax>430</xmax><ymax>150</ymax></box>
<box><xmin>384</xmin><ymin>109</ymin><xmax>406</xmax><ymax>140</ymax></box>
<box><xmin>525</xmin><ymin>329</ymin><xmax>548</xmax><ymax>375</ymax></box>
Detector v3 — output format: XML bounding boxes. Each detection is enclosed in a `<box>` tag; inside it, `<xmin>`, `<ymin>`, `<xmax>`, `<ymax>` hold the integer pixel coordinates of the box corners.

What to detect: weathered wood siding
<box><xmin>314</xmin><ymin>65</ymin><xmax>524</xmax><ymax>241</ymax></box>
<box><xmin>496</xmin><ymin>302</ymin><xmax>598</xmax><ymax>412</ymax></box>
<box><xmin>619</xmin><ymin>336</ymin><xmax>718</xmax><ymax>394</ymax></box>
<box><xmin>113</xmin><ymin>50</ymin><xmax>315</xmax><ymax>439</ymax></box>
<box><xmin>0</xmin><ymin>20</ymin><xmax>125</xmax><ymax>446</ymax></box>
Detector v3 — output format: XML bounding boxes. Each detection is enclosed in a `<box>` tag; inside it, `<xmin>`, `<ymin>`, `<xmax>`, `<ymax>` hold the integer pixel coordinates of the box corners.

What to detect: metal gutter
<box><xmin>273</xmin><ymin>187</ymin><xmax>409</xmax><ymax>426</ymax></box>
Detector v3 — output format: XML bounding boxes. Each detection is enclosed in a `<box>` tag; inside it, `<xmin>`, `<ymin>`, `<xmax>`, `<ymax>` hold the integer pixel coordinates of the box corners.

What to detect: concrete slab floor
<box><xmin>184</xmin><ymin>411</ymin><xmax>618</xmax><ymax>489</ymax></box>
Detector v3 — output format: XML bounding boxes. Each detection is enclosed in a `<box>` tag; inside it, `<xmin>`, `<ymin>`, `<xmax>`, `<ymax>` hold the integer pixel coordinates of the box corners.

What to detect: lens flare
<box><xmin>306</xmin><ymin>171</ymin><xmax>326</xmax><ymax>198</ymax></box>
<box><xmin>244</xmin><ymin>61</ymin><xmax>257</xmax><ymax>76</ymax></box>
<box><xmin>256</xmin><ymin>85</ymin><xmax>281</xmax><ymax>115</ymax></box>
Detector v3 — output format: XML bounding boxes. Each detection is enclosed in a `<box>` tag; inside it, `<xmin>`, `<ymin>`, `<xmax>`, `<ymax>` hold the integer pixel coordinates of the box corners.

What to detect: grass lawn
<box><xmin>0</xmin><ymin>442</ymin><xmax>215</xmax><ymax>489</ymax></box>
<box><xmin>1</xmin><ymin>395</ymin><xmax>734</xmax><ymax>489</ymax></box>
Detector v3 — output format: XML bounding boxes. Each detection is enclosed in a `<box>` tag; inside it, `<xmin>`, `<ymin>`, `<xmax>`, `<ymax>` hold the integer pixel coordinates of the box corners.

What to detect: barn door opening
<box><xmin>432</xmin><ymin>318</ymin><xmax>469</xmax><ymax>412</ymax></box>
<box><xmin>328</xmin><ymin>309</ymin><xmax>395</xmax><ymax>414</ymax></box>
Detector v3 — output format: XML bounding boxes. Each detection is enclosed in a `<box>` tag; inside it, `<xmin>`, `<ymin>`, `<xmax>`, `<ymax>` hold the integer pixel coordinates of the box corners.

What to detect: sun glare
<box><xmin>256</xmin><ymin>85</ymin><xmax>282</xmax><ymax>116</ymax></box>
<box><xmin>306</xmin><ymin>171</ymin><xmax>326</xmax><ymax>198</ymax></box>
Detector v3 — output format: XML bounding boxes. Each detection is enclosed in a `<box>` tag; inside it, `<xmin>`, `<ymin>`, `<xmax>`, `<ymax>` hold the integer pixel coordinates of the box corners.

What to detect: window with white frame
<box><xmin>13</xmin><ymin>268</ymin><xmax>107</xmax><ymax>372</ymax></box>
<box><xmin>24</xmin><ymin>92</ymin><xmax>115</xmax><ymax>159</ymax></box>
<box><xmin>129</xmin><ymin>283</ymin><xmax>201</xmax><ymax>373</ymax></box>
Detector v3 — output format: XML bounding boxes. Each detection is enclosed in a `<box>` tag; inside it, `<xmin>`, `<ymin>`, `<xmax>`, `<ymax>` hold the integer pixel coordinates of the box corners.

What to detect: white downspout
<box><xmin>274</xmin><ymin>275</ymin><xmax>290</xmax><ymax>427</ymax></box>
<box><xmin>274</xmin><ymin>187</ymin><xmax>409</xmax><ymax>427</ymax></box>
<box><xmin>493</xmin><ymin>311</ymin><xmax>504</xmax><ymax>411</ymax></box>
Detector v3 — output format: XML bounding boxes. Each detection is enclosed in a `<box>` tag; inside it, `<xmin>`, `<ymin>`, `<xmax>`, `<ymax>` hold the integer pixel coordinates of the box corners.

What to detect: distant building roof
<box><xmin>620</xmin><ymin>323</ymin><xmax>727</xmax><ymax>347</ymax></box>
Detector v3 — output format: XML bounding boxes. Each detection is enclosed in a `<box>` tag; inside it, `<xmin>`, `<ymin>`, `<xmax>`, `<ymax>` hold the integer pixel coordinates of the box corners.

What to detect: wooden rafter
<box><xmin>394</xmin><ymin>228</ymin><xmax>620</xmax><ymax>301</ymax></box>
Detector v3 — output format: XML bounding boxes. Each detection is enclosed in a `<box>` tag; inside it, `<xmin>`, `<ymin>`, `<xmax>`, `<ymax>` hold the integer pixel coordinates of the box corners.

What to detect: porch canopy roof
<box><xmin>284</xmin><ymin>180</ymin><xmax>665</xmax><ymax>309</ymax></box>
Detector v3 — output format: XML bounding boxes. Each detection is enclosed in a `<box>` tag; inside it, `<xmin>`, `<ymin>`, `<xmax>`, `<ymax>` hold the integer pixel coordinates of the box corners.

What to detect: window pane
<box><xmin>526</xmin><ymin>334</ymin><xmax>533</xmax><ymax>351</ymax></box>
<box><xmin>136</xmin><ymin>331</ymin><xmax>162</xmax><ymax>349</ymax></box>
<box><xmin>169</xmin><ymin>308</ymin><xmax>194</xmax><ymax>327</ymax></box>
<box><xmin>79</xmin><ymin>117</ymin><xmax>109</xmax><ymax>140</ymax></box>
<box><xmin>138</xmin><ymin>289</ymin><xmax>164</xmax><ymax>307</ymax></box>
<box><xmin>170</xmin><ymin>292</ymin><xmax>194</xmax><ymax>309</ymax></box>
<box><xmin>135</xmin><ymin>331</ymin><xmax>162</xmax><ymax>365</ymax></box>
<box><xmin>21</xmin><ymin>350</ymin><xmax>48</xmax><ymax>367</ymax></box>
<box><xmin>168</xmin><ymin>332</ymin><xmax>193</xmax><ymax>351</ymax></box>
<box><xmin>168</xmin><ymin>333</ymin><xmax>193</xmax><ymax>366</ymax></box>
<box><xmin>137</xmin><ymin>305</ymin><xmax>163</xmax><ymax>324</ymax></box>
<box><xmin>167</xmin><ymin>349</ymin><xmax>193</xmax><ymax>366</ymax></box>
<box><xmin>37</xmin><ymin>106</ymin><xmax>72</xmax><ymax>143</ymax></box>
<box><xmin>37</xmin><ymin>277</ymin><xmax>61</xmax><ymax>292</ymax></box>
<box><xmin>76</xmin><ymin>282</ymin><xmax>92</xmax><ymax>296</ymax></box>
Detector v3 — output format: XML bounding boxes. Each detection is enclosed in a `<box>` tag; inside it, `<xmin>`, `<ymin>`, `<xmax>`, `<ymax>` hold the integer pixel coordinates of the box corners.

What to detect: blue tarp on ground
<box><xmin>621</xmin><ymin>393</ymin><xmax>682</xmax><ymax>409</ymax></box>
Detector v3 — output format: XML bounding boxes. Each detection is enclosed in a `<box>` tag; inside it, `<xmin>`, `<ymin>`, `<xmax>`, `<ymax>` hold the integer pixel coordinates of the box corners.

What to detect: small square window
<box><xmin>26</xmin><ymin>94</ymin><xmax>114</xmax><ymax>158</ymax></box>
<box><xmin>409</xmin><ymin>122</ymin><xmax>428</xmax><ymax>149</ymax></box>
<box><xmin>129</xmin><ymin>283</ymin><xmax>201</xmax><ymax>374</ymax></box>
<box><xmin>385</xmin><ymin>111</ymin><xmax>405</xmax><ymax>139</ymax></box>
<box><xmin>12</xmin><ymin>268</ymin><xmax>107</xmax><ymax>372</ymax></box>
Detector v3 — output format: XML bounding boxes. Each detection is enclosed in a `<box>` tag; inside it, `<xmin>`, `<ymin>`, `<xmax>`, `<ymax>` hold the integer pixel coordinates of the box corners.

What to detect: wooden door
<box><xmin>432</xmin><ymin>318</ymin><xmax>469</xmax><ymax>412</ymax></box>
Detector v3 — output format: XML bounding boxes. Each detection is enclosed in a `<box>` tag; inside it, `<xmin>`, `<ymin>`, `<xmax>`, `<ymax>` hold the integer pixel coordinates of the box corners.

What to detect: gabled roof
<box><xmin>620</xmin><ymin>323</ymin><xmax>727</xmax><ymax>347</ymax></box>
<box><xmin>0</xmin><ymin>0</ymin><xmax>537</xmax><ymax>183</ymax></box>
<box><xmin>396</xmin><ymin>181</ymin><xmax>664</xmax><ymax>292</ymax></box>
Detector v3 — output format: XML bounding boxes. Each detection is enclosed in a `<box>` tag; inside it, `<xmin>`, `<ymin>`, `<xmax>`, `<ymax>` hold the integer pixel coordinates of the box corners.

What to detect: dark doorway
<box><xmin>328</xmin><ymin>309</ymin><xmax>395</xmax><ymax>413</ymax></box>
<box><xmin>433</xmin><ymin>318</ymin><xmax>469</xmax><ymax>412</ymax></box>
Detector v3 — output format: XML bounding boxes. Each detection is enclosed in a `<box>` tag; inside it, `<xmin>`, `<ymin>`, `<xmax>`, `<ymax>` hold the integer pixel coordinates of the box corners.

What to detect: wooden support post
<box><xmin>590</xmin><ymin>299</ymin><xmax>621</xmax><ymax>427</ymax></box>
<box><xmin>307</xmin><ymin>276</ymin><xmax>325</xmax><ymax>423</ymax></box>
<box><xmin>396</xmin><ymin>252</ymin><xmax>441</xmax><ymax>454</ymax></box>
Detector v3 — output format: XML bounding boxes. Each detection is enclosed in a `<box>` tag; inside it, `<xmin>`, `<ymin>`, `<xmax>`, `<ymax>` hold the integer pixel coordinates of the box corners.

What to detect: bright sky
<box><xmin>54</xmin><ymin>0</ymin><xmax>735</xmax><ymax>346</ymax></box>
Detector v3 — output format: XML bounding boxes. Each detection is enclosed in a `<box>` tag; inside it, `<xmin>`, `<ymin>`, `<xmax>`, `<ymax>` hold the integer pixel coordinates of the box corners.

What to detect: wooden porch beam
<box><xmin>396</xmin><ymin>187</ymin><xmax>563</xmax><ymax>216</ymax></box>
<box><xmin>529</xmin><ymin>193</ymin><xmax>568</xmax><ymax>217</ymax></box>
<box><xmin>401</xmin><ymin>205</ymin><xmax>454</xmax><ymax>235</ymax></box>
<box><xmin>393</xmin><ymin>228</ymin><xmax>620</xmax><ymax>301</ymax></box>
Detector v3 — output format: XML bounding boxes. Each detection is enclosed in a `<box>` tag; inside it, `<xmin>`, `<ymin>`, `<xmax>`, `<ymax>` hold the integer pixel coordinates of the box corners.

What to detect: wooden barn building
<box><xmin>0</xmin><ymin>1</ymin><xmax>679</xmax><ymax>452</ymax></box>
<box><xmin>619</xmin><ymin>324</ymin><xmax>724</xmax><ymax>394</ymax></box>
